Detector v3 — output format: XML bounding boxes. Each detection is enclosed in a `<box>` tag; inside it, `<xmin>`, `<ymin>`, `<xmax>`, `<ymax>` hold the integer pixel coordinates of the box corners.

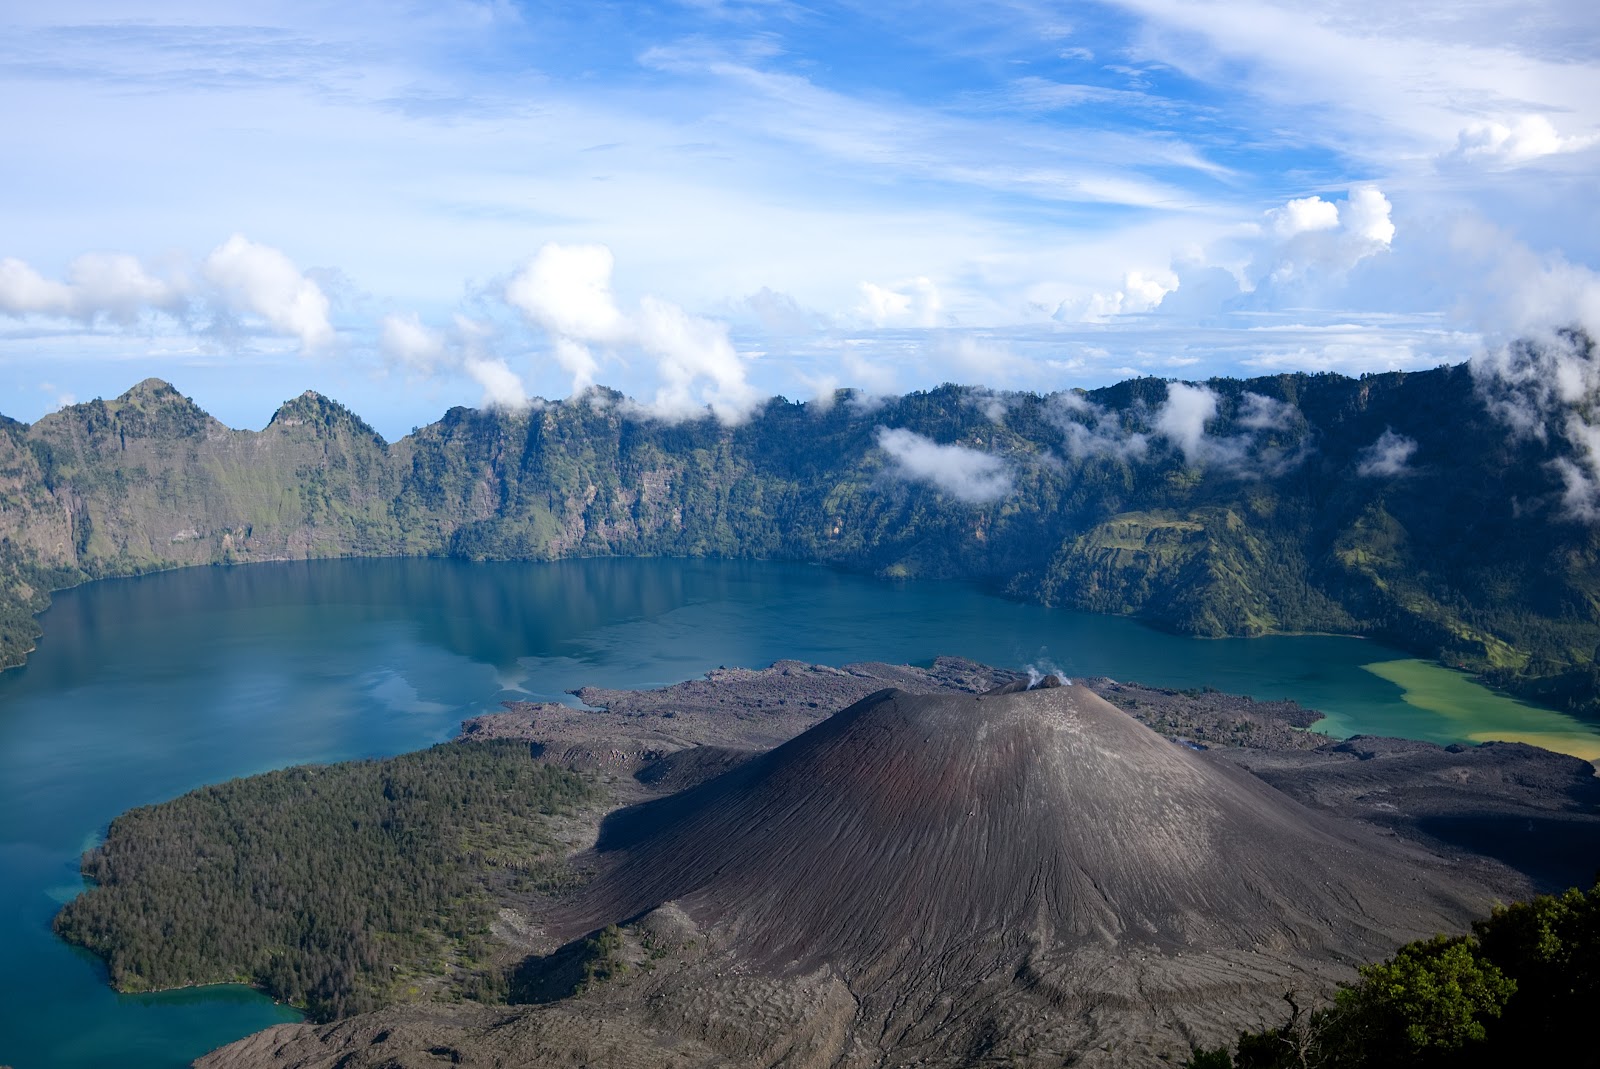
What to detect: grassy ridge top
<box><xmin>3</xmin><ymin>362</ymin><xmax>1599</xmax><ymax>713</ymax></box>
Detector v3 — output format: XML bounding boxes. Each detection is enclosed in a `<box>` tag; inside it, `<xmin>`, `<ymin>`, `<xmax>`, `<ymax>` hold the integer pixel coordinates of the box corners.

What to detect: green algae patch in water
<box><xmin>1353</xmin><ymin>658</ymin><xmax>1600</xmax><ymax>761</ymax></box>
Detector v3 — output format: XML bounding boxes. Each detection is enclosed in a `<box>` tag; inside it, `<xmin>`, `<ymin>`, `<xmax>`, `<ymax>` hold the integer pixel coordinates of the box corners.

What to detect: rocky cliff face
<box><xmin>20</xmin><ymin>380</ymin><xmax>399</xmax><ymax>568</ymax></box>
<box><xmin>4</xmin><ymin>368</ymin><xmax>1600</xmax><ymax>709</ymax></box>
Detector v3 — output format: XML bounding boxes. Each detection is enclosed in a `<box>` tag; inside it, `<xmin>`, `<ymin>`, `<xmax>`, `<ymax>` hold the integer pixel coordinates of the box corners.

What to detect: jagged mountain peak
<box><xmin>117</xmin><ymin>377</ymin><xmax>184</xmax><ymax>404</ymax></box>
<box><xmin>39</xmin><ymin>377</ymin><xmax>223</xmax><ymax>439</ymax></box>
<box><xmin>268</xmin><ymin>390</ymin><xmax>385</xmax><ymax>444</ymax></box>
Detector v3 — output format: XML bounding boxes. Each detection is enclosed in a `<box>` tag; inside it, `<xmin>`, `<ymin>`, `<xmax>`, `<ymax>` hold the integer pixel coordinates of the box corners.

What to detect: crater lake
<box><xmin>2</xmin><ymin>556</ymin><xmax>1596</xmax><ymax>1069</ymax></box>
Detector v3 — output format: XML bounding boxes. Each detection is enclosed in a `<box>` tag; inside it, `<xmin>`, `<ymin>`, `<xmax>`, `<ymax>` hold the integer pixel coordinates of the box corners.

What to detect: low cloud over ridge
<box><xmin>203</xmin><ymin>236</ymin><xmax>334</xmax><ymax>352</ymax></box>
<box><xmin>378</xmin><ymin>313</ymin><xmax>529</xmax><ymax>412</ymax></box>
<box><xmin>1357</xmin><ymin>429</ymin><xmax>1419</xmax><ymax>477</ymax></box>
<box><xmin>505</xmin><ymin>243</ymin><xmax>760</xmax><ymax>425</ymax></box>
<box><xmin>1473</xmin><ymin>329</ymin><xmax>1600</xmax><ymax>521</ymax></box>
<box><xmin>876</xmin><ymin>427</ymin><xmax>1012</xmax><ymax>504</ymax></box>
<box><xmin>1051</xmin><ymin>382</ymin><xmax>1306</xmax><ymax>476</ymax></box>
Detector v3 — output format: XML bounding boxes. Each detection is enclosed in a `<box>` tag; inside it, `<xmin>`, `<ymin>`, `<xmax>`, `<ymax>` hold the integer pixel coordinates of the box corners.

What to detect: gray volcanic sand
<box><xmin>571</xmin><ymin>686</ymin><xmax>1480</xmax><ymax>966</ymax></box>
<box><xmin>1220</xmin><ymin>735</ymin><xmax>1600</xmax><ymax>891</ymax></box>
<box><xmin>196</xmin><ymin>669</ymin><xmax>1562</xmax><ymax>1069</ymax></box>
<box><xmin>458</xmin><ymin>658</ymin><xmax>1011</xmax><ymax>775</ymax></box>
<box><xmin>529</xmin><ymin>686</ymin><xmax>1491</xmax><ymax>1065</ymax></box>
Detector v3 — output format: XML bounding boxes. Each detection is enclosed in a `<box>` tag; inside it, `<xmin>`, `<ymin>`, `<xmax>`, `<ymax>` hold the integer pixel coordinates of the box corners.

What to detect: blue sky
<box><xmin>2</xmin><ymin>0</ymin><xmax>1597</xmax><ymax>438</ymax></box>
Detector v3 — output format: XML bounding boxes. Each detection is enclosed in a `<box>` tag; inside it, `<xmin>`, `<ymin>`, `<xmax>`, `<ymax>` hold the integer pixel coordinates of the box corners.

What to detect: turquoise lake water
<box><xmin>1</xmin><ymin>556</ymin><xmax>1595</xmax><ymax>1068</ymax></box>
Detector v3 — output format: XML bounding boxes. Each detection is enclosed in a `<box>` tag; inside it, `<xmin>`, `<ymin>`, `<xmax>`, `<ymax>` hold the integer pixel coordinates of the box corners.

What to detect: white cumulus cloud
<box><xmin>1341</xmin><ymin>186</ymin><xmax>1397</xmax><ymax>247</ymax></box>
<box><xmin>505</xmin><ymin>241</ymin><xmax>761</xmax><ymax>423</ymax></box>
<box><xmin>463</xmin><ymin>355</ymin><xmax>529</xmax><ymax>411</ymax></box>
<box><xmin>1131</xmin><ymin>186</ymin><xmax>1398</xmax><ymax>325</ymax></box>
<box><xmin>1268</xmin><ymin>196</ymin><xmax>1341</xmax><ymax>238</ymax></box>
<box><xmin>379</xmin><ymin>312</ymin><xmax>531</xmax><ymax>411</ymax></box>
<box><xmin>1</xmin><ymin>239</ymin><xmax>343</xmax><ymax>353</ymax></box>
<box><xmin>505</xmin><ymin>243</ymin><xmax>629</xmax><ymax>349</ymax></box>
<box><xmin>379</xmin><ymin>312</ymin><xmax>447</xmax><ymax>372</ymax></box>
<box><xmin>202</xmin><ymin>235</ymin><xmax>334</xmax><ymax>350</ymax></box>
<box><xmin>876</xmin><ymin>427</ymin><xmax>1012</xmax><ymax>503</ymax></box>
<box><xmin>858</xmin><ymin>281</ymin><xmax>912</xmax><ymax>325</ymax></box>
<box><xmin>857</xmin><ymin>277</ymin><xmax>943</xmax><ymax>327</ymax></box>
<box><xmin>1451</xmin><ymin>115</ymin><xmax>1599</xmax><ymax>167</ymax></box>
<box><xmin>633</xmin><ymin>295</ymin><xmax>761</xmax><ymax>424</ymax></box>
<box><xmin>1077</xmin><ymin>268</ymin><xmax>1179</xmax><ymax>322</ymax></box>
<box><xmin>549</xmin><ymin>337</ymin><xmax>601</xmax><ymax>393</ymax></box>
<box><xmin>0</xmin><ymin>259</ymin><xmax>74</xmax><ymax>318</ymax></box>
<box><xmin>1261</xmin><ymin>186</ymin><xmax>1394</xmax><ymax>286</ymax></box>
<box><xmin>0</xmin><ymin>252</ymin><xmax>184</xmax><ymax>323</ymax></box>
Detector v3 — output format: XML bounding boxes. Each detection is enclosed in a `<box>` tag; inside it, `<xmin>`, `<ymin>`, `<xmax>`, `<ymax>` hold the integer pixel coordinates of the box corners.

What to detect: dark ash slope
<box><xmin>506</xmin><ymin>685</ymin><xmax>1490</xmax><ymax>1065</ymax></box>
<box><xmin>570</xmin><ymin>685</ymin><xmax>1483</xmax><ymax>967</ymax></box>
<box><xmin>192</xmin><ymin>665</ymin><xmax>1586</xmax><ymax>1068</ymax></box>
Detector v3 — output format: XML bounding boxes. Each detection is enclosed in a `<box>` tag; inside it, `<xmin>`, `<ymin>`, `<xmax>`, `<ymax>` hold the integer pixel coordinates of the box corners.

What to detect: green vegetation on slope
<box><xmin>6</xmin><ymin>359</ymin><xmax>1600</xmax><ymax>713</ymax></box>
<box><xmin>1188</xmin><ymin>884</ymin><xmax>1600</xmax><ymax>1068</ymax></box>
<box><xmin>0</xmin><ymin>554</ymin><xmax>81</xmax><ymax>671</ymax></box>
<box><xmin>53</xmin><ymin>740</ymin><xmax>597</xmax><ymax>1021</ymax></box>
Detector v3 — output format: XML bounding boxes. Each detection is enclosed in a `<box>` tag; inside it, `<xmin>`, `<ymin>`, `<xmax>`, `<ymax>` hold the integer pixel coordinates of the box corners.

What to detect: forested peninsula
<box><xmin>4</xmin><ymin>353</ymin><xmax>1600</xmax><ymax>713</ymax></box>
<box><xmin>53</xmin><ymin>740</ymin><xmax>596</xmax><ymax>1020</ymax></box>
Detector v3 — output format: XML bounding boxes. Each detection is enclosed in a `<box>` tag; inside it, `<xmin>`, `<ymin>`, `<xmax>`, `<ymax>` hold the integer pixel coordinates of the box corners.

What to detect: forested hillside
<box><xmin>4</xmin><ymin>356</ymin><xmax>1600</xmax><ymax>714</ymax></box>
<box><xmin>54</xmin><ymin>740</ymin><xmax>596</xmax><ymax>1020</ymax></box>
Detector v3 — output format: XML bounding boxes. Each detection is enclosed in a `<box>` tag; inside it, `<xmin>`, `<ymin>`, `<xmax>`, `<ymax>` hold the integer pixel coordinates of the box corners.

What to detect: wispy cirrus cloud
<box><xmin>1107</xmin><ymin>0</ymin><xmax>1600</xmax><ymax>166</ymax></box>
<box><xmin>637</xmin><ymin>40</ymin><xmax>1229</xmax><ymax>210</ymax></box>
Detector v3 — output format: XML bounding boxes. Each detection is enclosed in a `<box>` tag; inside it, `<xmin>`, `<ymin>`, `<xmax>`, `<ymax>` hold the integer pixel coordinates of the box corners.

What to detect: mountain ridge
<box><xmin>4</xmin><ymin>363</ymin><xmax>1600</xmax><ymax>714</ymax></box>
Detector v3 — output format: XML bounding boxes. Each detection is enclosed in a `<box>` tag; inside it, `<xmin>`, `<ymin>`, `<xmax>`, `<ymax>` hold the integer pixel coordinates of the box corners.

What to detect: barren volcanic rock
<box><xmin>523</xmin><ymin>685</ymin><xmax>1490</xmax><ymax>1064</ymax></box>
<box><xmin>1218</xmin><ymin>735</ymin><xmax>1600</xmax><ymax>890</ymax></box>
<box><xmin>200</xmin><ymin>677</ymin><xmax>1518</xmax><ymax>1069</ymax></box>
<box><xmin>571</xmin><ymin>685</ymin><xmax>1483</xmax><ymax>963</ymax></box>
<box><xmin>457</xmin><ymin>657</ymin><xmax>1018</xmax><ymax>775</ymax></box>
